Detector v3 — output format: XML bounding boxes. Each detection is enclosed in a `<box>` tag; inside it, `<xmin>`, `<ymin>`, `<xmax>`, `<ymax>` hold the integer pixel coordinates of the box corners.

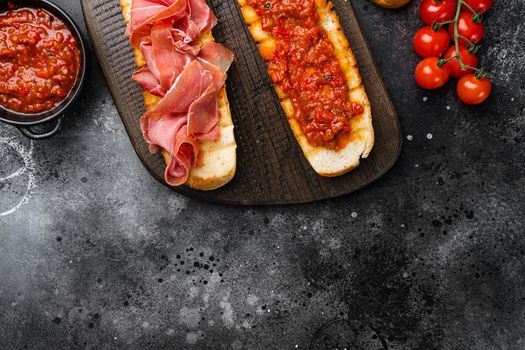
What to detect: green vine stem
<box><xmin>461</xmin><ymin>0</ymin><xmax>483</xmax><ymax>22</ymax></box>
<box><xmin>453</xmin><ymin>0</ymin><xmax>487</xmax><ymax>77</ymax></box>
<box><xmin>457</xmin><ymin>34</ymin><xmax>475</xmax><ymax>46</ymax></box>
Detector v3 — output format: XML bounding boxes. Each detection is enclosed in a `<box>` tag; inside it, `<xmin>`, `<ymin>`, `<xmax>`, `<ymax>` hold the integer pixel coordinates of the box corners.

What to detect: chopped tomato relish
<box><xmin>247</xmin><ymin>0</ymin><xmax>363</xmax><ymax>150</ymax></box>
<box><xmin>0</xmin><ymin>3</ymin><xmax>81</xmax><ymax>114</ymax></box>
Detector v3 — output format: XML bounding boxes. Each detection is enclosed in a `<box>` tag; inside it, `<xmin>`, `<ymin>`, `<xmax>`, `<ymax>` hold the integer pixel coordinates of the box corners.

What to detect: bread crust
<box><xmin>121</xmin><ymin>0</ymin><xmax>237</xmax><ymax>190</ymax></box>
<box><xmin>238</xmin><ymin>0</ymin><xmax>374</xmax><ymax>176</ymax></box>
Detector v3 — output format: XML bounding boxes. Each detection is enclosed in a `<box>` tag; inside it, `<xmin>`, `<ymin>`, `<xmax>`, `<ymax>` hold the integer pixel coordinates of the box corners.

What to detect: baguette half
<box><xmin>121</xmin><ymin>0</ymin><xmax>237</xmax><ymax>190</ymax></box>
<box><xmin>238</xmin><ymin>0</ymin><xmax>374</xmax><ymax>176</ymax></box>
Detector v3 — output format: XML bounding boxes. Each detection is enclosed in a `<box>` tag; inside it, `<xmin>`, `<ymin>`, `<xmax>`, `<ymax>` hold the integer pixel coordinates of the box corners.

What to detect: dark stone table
<box><xmin>1</xmin><ymin>0</ymin><xmax>524</xmax><ymax>349</ymax></box>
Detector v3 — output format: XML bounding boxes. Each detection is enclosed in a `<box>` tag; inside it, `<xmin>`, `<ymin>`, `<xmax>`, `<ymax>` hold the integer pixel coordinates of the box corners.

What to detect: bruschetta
<box><xmin>237</xmin><ymin>0</ymin><xmax>374</xmax><ymax>176</ymax></box>
<box><xmin>121</xmin><ymin>0</ymin><xmax>237</xmax><ymax>190</ymax></box>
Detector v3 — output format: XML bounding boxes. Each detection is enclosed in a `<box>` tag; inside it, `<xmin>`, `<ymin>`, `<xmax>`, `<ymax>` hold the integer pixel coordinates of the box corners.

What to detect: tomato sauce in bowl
<box><xmin>247</xmin><ymin>0</ymin><xmax>363</xmax><ymax>150</ymax></box>
<box><xmin>0</xmin><ymin>2</ymin><xmax>81</xmax><ymax>114</ymax></box>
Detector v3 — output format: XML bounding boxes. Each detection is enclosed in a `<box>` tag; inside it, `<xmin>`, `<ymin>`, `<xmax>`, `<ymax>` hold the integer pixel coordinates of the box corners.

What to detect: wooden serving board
<box><xmin>81</xmin><ymin>0</ymin><xmax>402</xmax><ymax>205</ymax></box>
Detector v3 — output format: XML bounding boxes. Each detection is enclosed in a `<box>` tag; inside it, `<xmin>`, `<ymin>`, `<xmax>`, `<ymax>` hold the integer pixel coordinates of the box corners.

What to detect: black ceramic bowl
<box><xmin>0</xmin><ymin>0</ymin><xmax>87</xmax><ymax>140</ymax></box>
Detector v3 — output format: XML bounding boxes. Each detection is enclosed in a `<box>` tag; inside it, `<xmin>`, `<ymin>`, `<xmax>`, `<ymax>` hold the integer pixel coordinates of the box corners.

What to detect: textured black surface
<box><xmin>1</xmin><ymin>0</ymin><xmax>524</xmax><ymax>349</ymax></box>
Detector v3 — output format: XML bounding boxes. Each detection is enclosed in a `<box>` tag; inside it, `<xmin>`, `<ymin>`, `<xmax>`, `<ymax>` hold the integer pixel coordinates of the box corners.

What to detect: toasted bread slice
<box><xmin>121</xmin><ymin>0</ymin><xmax>236</xmax><ymax>190</ymax></box>
<box><xmin>238</xmin><ymin>0</ymin><xmax>374</xmax><ymax>176</ymax></box>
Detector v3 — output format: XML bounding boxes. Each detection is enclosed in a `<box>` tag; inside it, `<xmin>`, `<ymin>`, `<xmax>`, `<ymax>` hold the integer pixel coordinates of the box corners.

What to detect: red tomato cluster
<box><xmin>413</xmin><ymin>0</ymin><xmax>493</xmax><ymax>105</ymax></box>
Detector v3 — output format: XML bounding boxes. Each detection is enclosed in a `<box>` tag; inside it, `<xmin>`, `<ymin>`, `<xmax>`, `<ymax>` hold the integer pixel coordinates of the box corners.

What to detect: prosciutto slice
<box><xmin>199</xmin><ymin>42</ymin><xmax>235</xmax><ymax>74</ymax></box>
<box><xmin>128</xmin><ymin>0</ymin><xmax>234</xmax><ymax>186</ymax></box>
<box><xmin>139</xmin><ymin>61</ymin><xmax>221</xmax><ymax>185</ymax></box>
<box><xmin>150</xmin><ymin>20</ymin><xmax>193</xmax><ymax>91</ymax></box>
<box><xmin>132</xmin><ymin>67</ymin><xmax>164</xmax><ymax>96</ymax></box>
<box><xmin>149</xmin><ymin>60</ymin><xmax>216</xmax><ymax>114</ymax></box>
<box><xmin>173</xmin><ymin>0</ymin><xmax>217</xmax><ymax>42</ymax></box>
<box><xmin>129</xmin><ymin>0</ymin><xmax>187</xmax><ymax>46</ymax></box>
<box><xmin>187</xmin><ymin>85</ymin><xmax>219</xmax><ymax>140</ymax></box>
<box><xmin>132</xmin><ymin>21</ymin><xmax>194</xmax><ymax>96</ymax></box>
<box><xmin>140</xmin><ymin>113</ymin><xmax>199</xmax><ymax>186</ymax></box>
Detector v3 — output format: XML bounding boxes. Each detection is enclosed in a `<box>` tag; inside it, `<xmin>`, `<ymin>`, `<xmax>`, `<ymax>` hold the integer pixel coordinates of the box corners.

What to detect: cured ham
<box><xmin>128</xmin><ymin>0</ymin><xmax>187</xmax><ymax>45</ymax></box>
<box><xmin>199</xmin><ymin>42</ymin><xmax>234</xmax><ymax>73</ymax></box>
<box><xmin>127</xmin><ymin>0</ymin><xmax>234</xmax><ymax>186</ymax></box>
<box><xmin>140</xmin><ymin>113</ymin><xmax>199</xmax><ymax>186</ymax></box>
<box><xmin>147</xmin><ymin>60</ymin><xmax>219</xmax><ymax>115</ymax></box>
<box><xmin>187</xmin><ymin>85</ymin><xmax>219</xmax><ymax>140</ymax></box>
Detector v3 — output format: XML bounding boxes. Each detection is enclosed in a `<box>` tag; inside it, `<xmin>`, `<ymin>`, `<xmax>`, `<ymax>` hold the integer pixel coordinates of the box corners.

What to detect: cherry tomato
<box><xmin>413</xmin><ymin>26</ymin><xmax>450</xmax><ymax>58</ymax></box>
<box><xmin>419</xmin><ymin>0</ymin><xmax>457</xmax><ymax>26</ymax></box>
<box><xmin>457</xmin><ymin>74</ymin><xmax>491</xmax><ymax>104</ymax></box>
<box><xmin>415</xmin><ymin>57</ymin><xmax>450</xmax><ymax>90</ymax></box>
<box><xmin>449</xmin><ymin>12</ymin><xmax>485</xmax><ymax>45</ymax></box>
<box><xmin>443</xmin><ymin>44</ymin><xmax>479</xmax><ymax>78</ymax></box>
<box><xmin>462</xmin><ymin>0</ymin><xmax>493</xmax><ymax>14</ymax></box>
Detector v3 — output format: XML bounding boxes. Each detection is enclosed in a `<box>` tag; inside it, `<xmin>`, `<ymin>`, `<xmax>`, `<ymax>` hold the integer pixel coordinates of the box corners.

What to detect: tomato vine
<box><xmin>435</xmin><ymin>0</ymin><xmax>487</xmax><ymax>79</ymax></box>
<box><xmin>415</xmin><ymin>0</ymin><xmax>493</xmax><ymax>104</ymax></box>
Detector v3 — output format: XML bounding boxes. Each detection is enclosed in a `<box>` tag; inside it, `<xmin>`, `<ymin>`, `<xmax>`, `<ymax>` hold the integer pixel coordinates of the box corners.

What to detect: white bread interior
<box><xmin>238</xmin><ymin>0</ymin><xmax>374</xmax><ymax>176</ymax></box>
<box><xmin>121</xmin><ymin>0</ymin><xmax>237</xmax><ymax>190</ymax></box>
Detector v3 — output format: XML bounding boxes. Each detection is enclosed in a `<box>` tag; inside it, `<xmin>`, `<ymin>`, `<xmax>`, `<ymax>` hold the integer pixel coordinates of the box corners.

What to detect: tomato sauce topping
<box><xmin>247</xmin><ymin>0</ymin><xmax>363</xmax><ymax>150</ymax></box>
<box><xmin>0</xmin><ymin>3</ymin><xmax>81</xmax><ymax>114</ymax></box>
